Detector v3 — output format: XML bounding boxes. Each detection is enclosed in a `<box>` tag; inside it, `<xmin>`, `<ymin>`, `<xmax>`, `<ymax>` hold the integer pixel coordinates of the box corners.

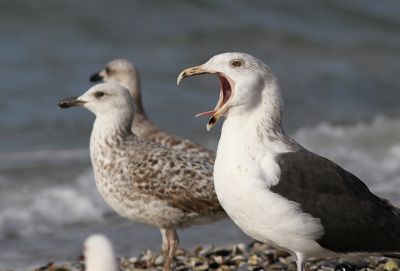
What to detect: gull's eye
<box><xmin>95</xmin><ymin>91</ymin><xmax>105</xmax><ymax>98</ymax></box>
<box><xmin>231</xmin><ymin>60</ymin><xmax>242</xmax><ymax>68</ymax></box>
<box><xmin>105</xmin><ymin>67</ymin><xmax>111</xmax><ymax>74</ymax></box>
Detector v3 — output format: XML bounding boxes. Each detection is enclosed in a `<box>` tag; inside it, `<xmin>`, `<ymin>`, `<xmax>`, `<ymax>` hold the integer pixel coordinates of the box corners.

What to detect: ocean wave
<box><xmin>0</xmin><ymin>169</ymin><xmax>109</xmax><ymax>238</ymax></box>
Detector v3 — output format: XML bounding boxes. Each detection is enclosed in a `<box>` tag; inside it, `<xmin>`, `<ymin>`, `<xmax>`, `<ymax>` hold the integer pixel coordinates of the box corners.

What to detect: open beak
<box><xmin>89</xmin><ymin>71</ymin><xmax>104</xmax><ymax>82</ymax></box>
<box><xmin>177</xmin><ymin>65</ymin><xmax>234</xmax><ymax>131</ymax></box>
<box><xmin>58</xmin><ymin>97</ymin><xmax>86</xmax><ymax>108</ymax></box>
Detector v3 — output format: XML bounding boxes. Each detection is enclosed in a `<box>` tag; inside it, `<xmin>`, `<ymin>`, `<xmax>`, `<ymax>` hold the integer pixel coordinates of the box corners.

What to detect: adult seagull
<box><xmin>177</xmin><ymin>52</ymin><xmax>400</xmax><ymax>271</ymax></box>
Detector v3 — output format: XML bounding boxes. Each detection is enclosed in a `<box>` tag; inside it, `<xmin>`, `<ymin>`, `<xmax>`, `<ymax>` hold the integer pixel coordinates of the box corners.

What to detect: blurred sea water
<box><xmin>1</xmin><ymin>0</ymin><xmax>400</xmax><ymax>269</ymax></box>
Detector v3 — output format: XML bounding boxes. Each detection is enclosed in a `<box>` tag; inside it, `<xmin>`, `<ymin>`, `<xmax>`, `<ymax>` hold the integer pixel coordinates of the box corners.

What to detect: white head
<box><xmin>90</xmin><ymin>59</ymin><xmax>141</xmax><ymax>102</ymax></box>
<box><xmin>83</xmin><ymin>234</ymin><xmax>118</xmax><ymax>271</ymax></box>
<box><xmin>178</xmin><ymin>52</ymin><xmax>280</xmax><ymax>130</ymax></box>
<box><xmin>58</xmin><ymin>82</ymin><xmax>134</xmax><ymax>119</ymax></box>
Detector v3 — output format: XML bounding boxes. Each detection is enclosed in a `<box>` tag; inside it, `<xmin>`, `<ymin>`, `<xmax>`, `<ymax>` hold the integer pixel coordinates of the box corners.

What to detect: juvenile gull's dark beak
<box><xmin>89</xmin><ymin>72</ymin><xmax>103</xmax><ymax>82</ymax></box>
<box><xmin>58</xmin><ymin>97</ymin><xmax>86</xmax><ymax>108</ymax></box>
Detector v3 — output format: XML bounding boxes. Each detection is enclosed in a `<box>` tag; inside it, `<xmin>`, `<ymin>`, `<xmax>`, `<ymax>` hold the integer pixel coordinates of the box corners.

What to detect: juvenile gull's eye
<box><xmin>95</xmin><ymin>91</ymin><xmax>105</xmax><ymax>98</ymax></box>
<box><xmin>231</xmin><ymin>60</ymin><xmax>243</xmax><ymax>68</ymax></box>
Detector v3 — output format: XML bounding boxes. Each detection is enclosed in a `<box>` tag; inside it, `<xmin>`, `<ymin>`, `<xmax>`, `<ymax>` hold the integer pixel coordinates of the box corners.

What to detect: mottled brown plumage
<box><xmin>91</xmin><ymin>135</ymin><xmax>223</xmax><ymax>228</ymax></box>
<box><xmin>59</xmin><ymin>83</ymin><xmax>224</xmax><ymax>271</ymax></box>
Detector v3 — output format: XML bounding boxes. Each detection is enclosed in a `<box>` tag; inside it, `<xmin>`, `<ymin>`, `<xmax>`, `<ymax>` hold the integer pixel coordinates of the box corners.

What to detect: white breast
<box><xmin>213</xmin><ymin>116</ymin><xmax>327</xmax><ymax>257</ymax></box>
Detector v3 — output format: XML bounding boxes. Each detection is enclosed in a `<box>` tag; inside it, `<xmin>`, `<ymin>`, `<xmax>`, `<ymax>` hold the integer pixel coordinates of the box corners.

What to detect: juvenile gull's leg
<box><xmin>162</xmin><ymin>228</ymin><xmax>179</xmax><ymax>271</ymax></box>
<box><xmin>160</xmin><ymin>228</ymin><xmax>168</xmax><ymax>256</ymax></box>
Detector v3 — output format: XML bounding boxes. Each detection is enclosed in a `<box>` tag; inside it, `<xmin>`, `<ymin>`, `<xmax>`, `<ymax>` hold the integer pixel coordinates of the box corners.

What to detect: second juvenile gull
<box><xmin>58</xmin><ymin>83</ymin><xmax>224</xmax><ymax>271</ymax></box>
<box><xmin>178</xmin><ymin>52</ymin><xmax>400</xmax><ymax>271</ymax></box>
<box><xmin>89</xmin><ymin>59</ymin><xmax>214</xmax><ymax>163</ymax></box>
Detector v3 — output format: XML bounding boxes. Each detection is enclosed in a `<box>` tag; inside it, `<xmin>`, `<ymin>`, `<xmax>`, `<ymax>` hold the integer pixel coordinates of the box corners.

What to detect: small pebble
<box><xmin>129</xmin><ymin>256</ymin><xmax>138</xmax><ymax>262</ymax></box>
<box><xmin>213</xmin><ymin>255</ymin><xmax>224</xmax><ymax>265</ymax></box>
<box><xmin>384</xmin><ymin>260</ymin><xmax>399</xmax><ymax>271</ymax></box>
<box><xmin>248</xmin><ymin>254</ymin><xmax>259</xmax><ymax>265</ymax></box>
<box><xmin>154</xmin><ymin>255</ymin><xmax>164</xmax><ymax>266</ymax></box>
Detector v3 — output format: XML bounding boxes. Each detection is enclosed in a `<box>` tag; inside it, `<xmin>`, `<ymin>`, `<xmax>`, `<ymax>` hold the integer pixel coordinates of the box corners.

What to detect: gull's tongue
<box><xmin>195</xmin><ymin>110</ymin><xmax>216</xmax><ymax>117</ymax></box>
<box><xmin>195</xmin><ymin>89</ymin><xmax>223</xmax><ymax>118</ymax></box>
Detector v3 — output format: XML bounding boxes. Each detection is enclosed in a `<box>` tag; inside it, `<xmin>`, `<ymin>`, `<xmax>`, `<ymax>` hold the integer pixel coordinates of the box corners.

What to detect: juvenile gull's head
<box><xmin>90</xmin><ymin>59</ymin><xmax>140</xmax><ymax>98</ymax></box>
<box><xmin>58</xmin><ymin>82</ymin><xmax>134</xmax><ymax>118</ymax></box>
<box><xmin>178</xmin><ymin>52</ymin><xmax>278</xmax><ymax>131</ymax></box>
<box><xmin>83</xmin><ymin>234</ymin><xmax>118</xmax><ymax>271</ymax></box>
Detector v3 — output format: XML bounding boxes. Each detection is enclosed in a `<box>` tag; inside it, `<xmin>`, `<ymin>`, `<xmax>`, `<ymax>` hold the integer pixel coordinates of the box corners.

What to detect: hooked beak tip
<box><xmin>177</xmin><ymin>65</ymin><xmax>208</xmax><ymax>86</ymax></box>
<box><xmin>176</xmin><ymin>72</ymin><xmax>184</xmax><ymax>85</ymax></box>
<box><xmin>206</xmin><ymin>115</ymin><xmax>218</xmax><ymax>131</ymax></box>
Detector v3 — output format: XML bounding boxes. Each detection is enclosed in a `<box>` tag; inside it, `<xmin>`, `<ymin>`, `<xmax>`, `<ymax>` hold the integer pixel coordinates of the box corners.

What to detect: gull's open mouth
<box><xmin>196</xmin><ymin>74</ymin><xmax>234</xmax><ymax>131</ymax></box>
<box><xmin>177</xmin><ymin>65</ymin><xmax>234</xmax><ymax>131</ymax></box>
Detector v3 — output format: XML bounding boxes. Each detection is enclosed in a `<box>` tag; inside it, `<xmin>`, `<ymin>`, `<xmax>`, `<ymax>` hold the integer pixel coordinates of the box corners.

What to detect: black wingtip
<box><xmin>89</xmin><ymin>72</ymin><xmax>103</xmax><ymax>82</ymax></box>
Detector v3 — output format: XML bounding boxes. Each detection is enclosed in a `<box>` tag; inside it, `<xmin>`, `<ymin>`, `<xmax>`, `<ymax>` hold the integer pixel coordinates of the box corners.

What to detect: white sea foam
<box><xmin>0</xmin><ymin>183</ymin><xmax>106</xmax><ymax>237</ymax></box>
<box><xmin>0</xmin><ymin>149</ymin><xmax>110</xmax><ymax>238</ymax></box>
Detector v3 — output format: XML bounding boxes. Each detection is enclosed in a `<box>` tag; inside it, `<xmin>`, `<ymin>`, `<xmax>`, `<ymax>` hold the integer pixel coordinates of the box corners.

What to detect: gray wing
<box><xmin>272</xmin><ymin>150</ymin><xmax>400</xmax><ymax>253</ymax></box>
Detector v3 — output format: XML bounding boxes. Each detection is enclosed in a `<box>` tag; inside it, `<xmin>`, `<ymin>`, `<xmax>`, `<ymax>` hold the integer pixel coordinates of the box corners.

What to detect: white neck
<box><xmin>217</xmin><ymin>79</ymin><xmax>297</xmax><ymax>161</ymax></box>
<box><xmin>91</xmin><ymin>109</ymin><xmax>133</xmax><ymax>146</ymax></box>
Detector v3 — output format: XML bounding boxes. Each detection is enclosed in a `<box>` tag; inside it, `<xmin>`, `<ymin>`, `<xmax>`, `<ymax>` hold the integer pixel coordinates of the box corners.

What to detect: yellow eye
<box><xmin>232</xmin><ymin>60</ymin><xmax>242</xmax><ymax>67</ymax></box>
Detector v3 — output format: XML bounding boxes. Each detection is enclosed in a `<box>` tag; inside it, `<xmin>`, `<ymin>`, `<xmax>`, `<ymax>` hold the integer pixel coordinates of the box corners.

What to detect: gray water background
<box><xmin>1</xmin><ymin>0</ymin><xmax>400</xmax><ymax>269</ymax></box>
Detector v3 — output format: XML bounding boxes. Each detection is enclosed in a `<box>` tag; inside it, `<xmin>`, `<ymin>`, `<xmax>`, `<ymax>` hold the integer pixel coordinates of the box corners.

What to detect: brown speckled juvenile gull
<box><xmin>58</xmin><ymin>83</ymin><xmax>224</xmax><ymax>271</ymax></box>
<box><xmin>89</xmin><ymin>59</ymin><xmax>214</xmax><ymax>163</ymax></box>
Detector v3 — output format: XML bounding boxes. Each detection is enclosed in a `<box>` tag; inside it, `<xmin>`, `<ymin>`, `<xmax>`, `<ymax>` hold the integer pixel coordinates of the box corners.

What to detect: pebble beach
<box><xmin>32</xmin><ymin>242</ymin><xmax>399</xmax><ymax>271</ymax></box>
